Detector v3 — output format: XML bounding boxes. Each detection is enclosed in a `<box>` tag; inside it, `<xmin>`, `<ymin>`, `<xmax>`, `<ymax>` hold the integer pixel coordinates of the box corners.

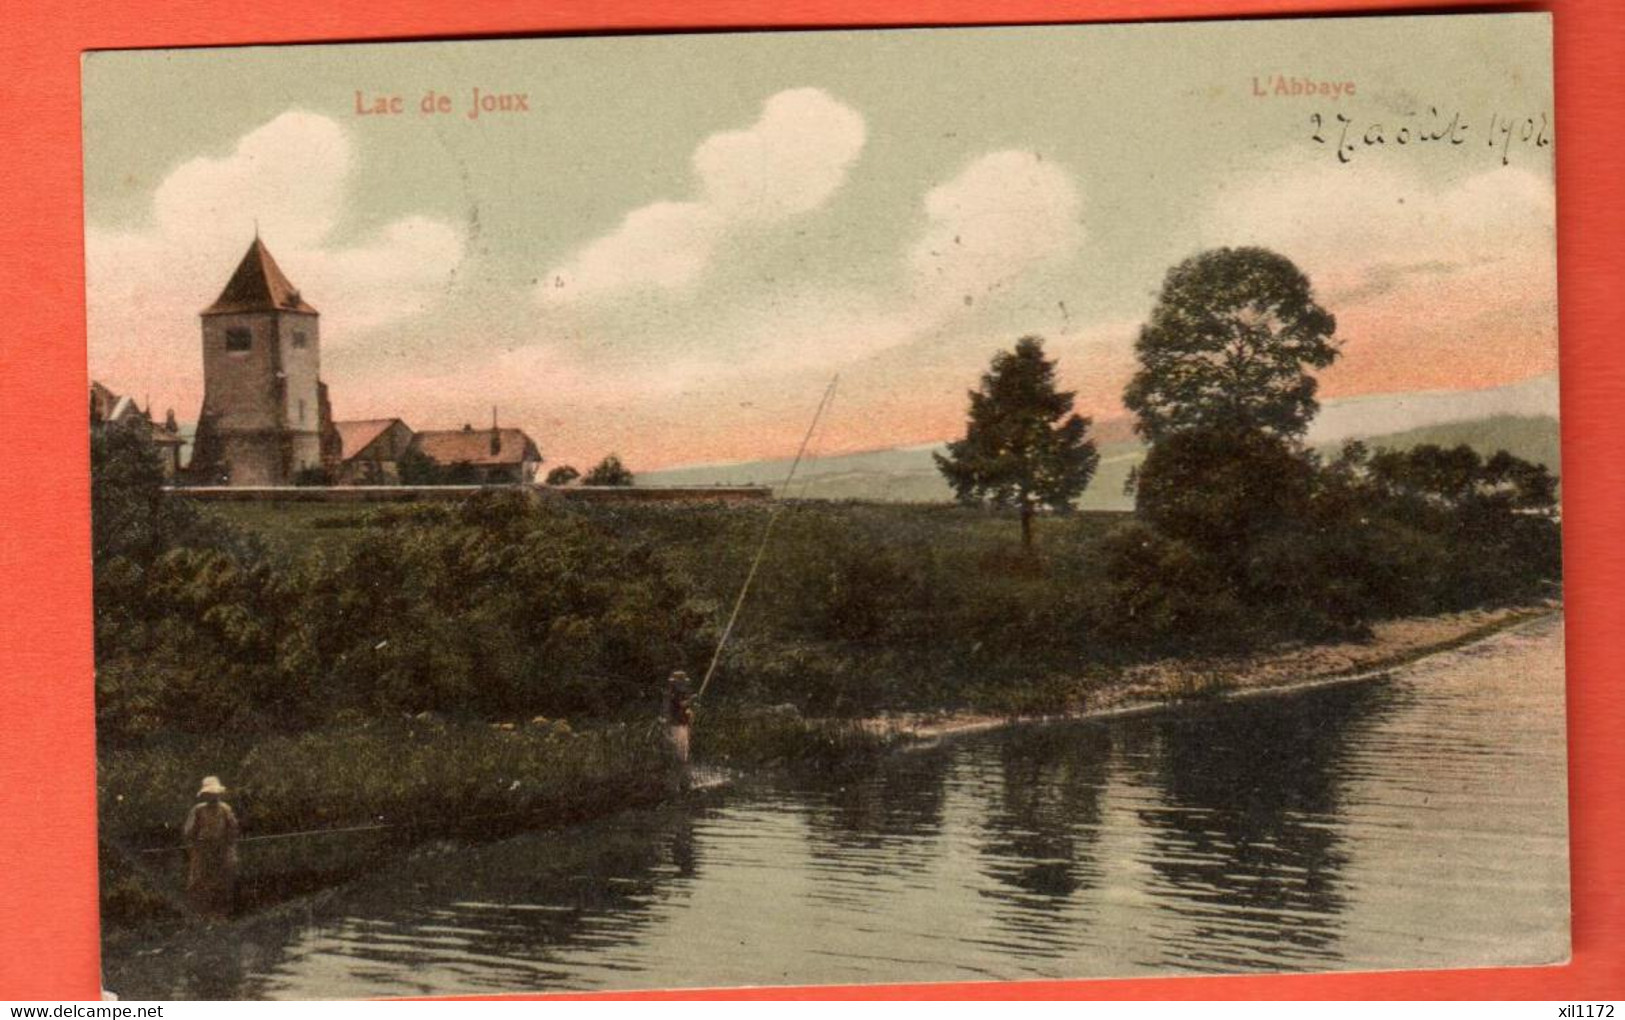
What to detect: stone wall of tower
<box><xmin>199</xmin><ymin>309</ymin><xmax>323</xmax><ymax>485</ymax></box>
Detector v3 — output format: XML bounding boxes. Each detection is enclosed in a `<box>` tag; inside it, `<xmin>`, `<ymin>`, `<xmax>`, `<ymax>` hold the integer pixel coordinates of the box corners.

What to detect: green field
<box><xmin>211</xmin><ymin>498</ymin><xmax>1127</xmax><ymax>633</ymax></box>
<box><xmin>196</xmin><ymin>500</ymin><xmax>387</xmax><ymax>561</ymax></box>
<box><xmin>188</xmin><ymin>497</ymin><xmax>1132</xmax><ymax>718</ymax></box>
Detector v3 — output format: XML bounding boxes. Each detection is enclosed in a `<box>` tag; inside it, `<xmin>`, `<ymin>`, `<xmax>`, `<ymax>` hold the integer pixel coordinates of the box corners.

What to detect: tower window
<box><xmin>225</xmin><ymin>328</ymin><xmax>252</xmax><ymax>352</ymax></box>
<box><xmin>292</xmin><ymin>330</ymin><xmax>308</xmax><ymax>349</ymax></box>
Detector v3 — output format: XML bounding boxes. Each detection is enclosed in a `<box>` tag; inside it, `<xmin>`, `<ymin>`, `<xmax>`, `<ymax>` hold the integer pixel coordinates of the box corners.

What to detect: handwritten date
<box><xmin>1309</xmin><ymin>107</ymin><xmax>1551</xmax><ymax>166</ymax></box>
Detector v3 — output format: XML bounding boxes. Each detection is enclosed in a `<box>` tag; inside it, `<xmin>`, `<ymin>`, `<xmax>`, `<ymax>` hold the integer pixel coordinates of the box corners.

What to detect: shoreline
<box><xmin>101</xmin><ymin>601</ymin><xmax>1558</xmax><ymax>936</ymax></box>
<box><xmin>859</xmin><ymin>602</ymin><xmax>1559</xmax><ymax>745</ymax></box>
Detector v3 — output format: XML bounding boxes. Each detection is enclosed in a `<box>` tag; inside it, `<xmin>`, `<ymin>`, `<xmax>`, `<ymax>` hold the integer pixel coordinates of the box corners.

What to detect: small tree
<box><xmin>546</xmin><ymin>464</ymin><xmax>581</xmax><ymax>487</ymax></box>
<box><xmin>1124</xmin><ymin>247</ymin><xmax>1338</xmax><ymax>443</ymax></box>
<box><xmin>583</xmin><ymin>455</ymin><xmax>634</xmax><ymax>487</ymax></box>
<box><xmin>91</xmin><ymin>425</ymin><xmax>208</xmax><ymax>570</ymax></box>
<box><xmin>934</xmin><ymin>335</ymin><xmax>1100</xmax><ymax>549</ymax></box>
<box><xmin>397</xmin><ymin>447</ymin><xmax>444</xmax><ymax>485</ymax></box>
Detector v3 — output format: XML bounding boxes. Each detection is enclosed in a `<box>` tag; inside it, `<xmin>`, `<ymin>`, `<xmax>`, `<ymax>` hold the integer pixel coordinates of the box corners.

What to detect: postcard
<box><xmin>84</xmin><ymin>14</ymin><xmax>1564</xmax><ymax>999</ymax></box>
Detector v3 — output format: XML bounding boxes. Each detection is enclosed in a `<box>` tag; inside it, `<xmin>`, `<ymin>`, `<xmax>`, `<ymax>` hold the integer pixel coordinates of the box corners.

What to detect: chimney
<box><xmin>490</xmin><ymin>406</ymin><xmax>501</xmax><ymax>456</ymax></box>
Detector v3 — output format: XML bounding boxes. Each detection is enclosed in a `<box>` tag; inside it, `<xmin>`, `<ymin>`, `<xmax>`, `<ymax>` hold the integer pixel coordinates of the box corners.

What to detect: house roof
<box><xmin>202</xmin><ymin>238</ymin><xmax>318</xmax><ymax>316</ymax></box>
<box><xmin>336</xmin><ymin>418</ymin><xmax>407</xmax><ymax>461</ymax></box>
<box><xmin>90</xmin><ymin>381</ymin><xmax>119</xmax><ymax>420</ymax></box>
<box><xmin>410</xmin><ymin>427</ymin><xmax>541</xmax><ymax>467</ymax></box>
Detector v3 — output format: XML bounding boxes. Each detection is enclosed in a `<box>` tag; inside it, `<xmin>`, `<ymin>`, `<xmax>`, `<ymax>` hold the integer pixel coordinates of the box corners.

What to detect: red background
<box><xmin>1</xmin><ymin>0</ymin><xmax>1620</xmax><ymax>1001</ymax></box>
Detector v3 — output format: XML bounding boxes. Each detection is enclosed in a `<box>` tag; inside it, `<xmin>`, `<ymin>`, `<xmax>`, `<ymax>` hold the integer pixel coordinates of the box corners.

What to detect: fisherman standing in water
<box><xmin>664</xmin><ymin>670</ymin><xmax>695</xmax><ymax>766</ymax></box>
<box><xmin>184</xmin><ymin>775</ymin><xmax>240</xmax><ymax>919</ymax></box>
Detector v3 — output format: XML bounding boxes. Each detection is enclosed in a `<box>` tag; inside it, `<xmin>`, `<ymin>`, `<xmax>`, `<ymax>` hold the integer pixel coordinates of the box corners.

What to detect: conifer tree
<box><xmin>935</xmin><ymin>336</ymin><xmax>1099</xmax><ymax>549</ymax></box>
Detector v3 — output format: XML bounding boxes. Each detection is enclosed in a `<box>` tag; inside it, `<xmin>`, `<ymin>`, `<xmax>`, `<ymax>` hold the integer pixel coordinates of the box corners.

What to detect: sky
<box><xmin>81</xmin><ymin>15</ymin><xmax>1556</xmax><ymax>471</ymax></box>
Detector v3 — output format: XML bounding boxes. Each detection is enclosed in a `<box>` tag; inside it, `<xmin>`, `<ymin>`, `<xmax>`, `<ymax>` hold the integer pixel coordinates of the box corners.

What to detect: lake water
<box><xmin>105</xmin><ymin>614</ymin><xmax>1569</xmax><ymax>999</ymax></box>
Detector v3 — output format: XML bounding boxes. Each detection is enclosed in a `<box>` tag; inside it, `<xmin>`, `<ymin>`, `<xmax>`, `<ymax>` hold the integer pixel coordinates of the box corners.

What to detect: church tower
<box><xmin>191</xmin><ymin>238</ymin><xmax>330</xmax><ymax>485</ymax></box>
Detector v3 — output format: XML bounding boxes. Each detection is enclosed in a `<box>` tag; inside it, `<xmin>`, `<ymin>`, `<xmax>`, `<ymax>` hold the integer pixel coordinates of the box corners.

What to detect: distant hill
<box><xmin>639</xmin><ymin>442</ymin><xmax>970</xmax><ymax>504</ymax></box>
<box><xmin>1333</xmin><ymin>414</ymin><xmax>1561</xmax><ymax>475</ymax></box>
<box><xmin>640</xmin><ymin>414</ymin><xmax>1560</xmax><ymax>510</ymax></box>
<box><xmin>1304</xmin><ymin>374</ymin><xmax>1557</xmax><ymax>447</ymax></box>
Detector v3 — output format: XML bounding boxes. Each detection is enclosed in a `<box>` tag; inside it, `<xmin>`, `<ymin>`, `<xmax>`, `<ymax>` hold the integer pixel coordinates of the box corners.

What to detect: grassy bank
<box><xmin>98</xmin><ymin>707</ymin><xmax>907</xmax><ymax>928</ymax></box>
<box><xmin>98</xmin><ymin>718</ymin><xmax>673</xmax><ymax>926</ymax></box>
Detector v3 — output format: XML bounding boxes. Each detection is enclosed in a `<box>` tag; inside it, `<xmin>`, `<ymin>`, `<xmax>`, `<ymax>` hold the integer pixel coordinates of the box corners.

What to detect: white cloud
<box><xmin>538</xmin><ymin>201</ymin><xmax>721</xmax><ymax>300</ymax></box>
<box><xmin>301</xmin><ymin>216</ymin><xmax>466</xmax><ymax>329</ymax></box>
<box><xmin>909</xmin><ymin>150</ymin><xmax>1084</xmax><ymax>299</ymax></box>
<box><xmin>539</xmin><ymin>88</ymin><xmax>865</xmax><ymax>304</ymax></box>
<box><xmin>150</xmin><ymin>111</ymin><xmax>350</xmax><ymax>250</ymax></box>
<box><xmin>1199</xmin><ymin>155</ymin><xmax>1555</xmax><ymax>302</ymax></box>
<box><xmin>87</xmin><ymin>110</ymin><xmax>466</xmax><ymax>413</ymax></box>
<box><xmin>521</xmin><ymin>147</ymin><xmax>1088</xmax><ymax>399</ymax></box>
<box><xmin>377</xmin><ymin>135</ymin><xmax>1095</xmax><ymax>465</ymax></box>
<box><xmin>695</xmin><ymin>87</ymin><xmax>867</xmax><ymax>221</ymax></box>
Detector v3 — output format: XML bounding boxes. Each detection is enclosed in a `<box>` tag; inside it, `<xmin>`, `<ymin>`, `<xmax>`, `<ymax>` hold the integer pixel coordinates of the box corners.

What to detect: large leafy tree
<box><xmin>1124</xmin><ymin>247</ymin><xmax>1338</xmax><ymax>443</ymax></box>
<box><xmin>935</xmin><ymin>336</ymin><xmax>1100</xmax><ymax>549</ymax></box>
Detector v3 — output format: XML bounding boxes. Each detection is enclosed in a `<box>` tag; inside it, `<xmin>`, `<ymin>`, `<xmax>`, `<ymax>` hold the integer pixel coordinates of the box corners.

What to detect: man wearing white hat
<box><xmin>183</xmin><ymin>775</ymin><xmax>240</xmax><ymax>919</ymax></box>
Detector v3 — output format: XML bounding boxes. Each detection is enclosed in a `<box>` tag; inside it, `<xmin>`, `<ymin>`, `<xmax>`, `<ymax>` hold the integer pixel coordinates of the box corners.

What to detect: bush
<box><xmin>583</xmin><ymin>454</ymin><xmax>634</xmax><ymax>486</ymax></box>
<box><xmin>764</xmin><ymin>512</ymin><xmax>932</xmax><ymax>643</ymax></box>
<box><xmin>93</xmin><ymin>448</ymin><xmax>715</xmax><ymax>741</ymax></box>
<box><xmin>1133</xmin><ymin>426</ymin><xmax>1316</xmax><ymax>581</ymax></box>
<box><xmin>1124</xmin><ymin>432</ymin><xmax>1561</xmax><ymax>643</ymax></box>
<box><xmin>288</xmin><ymin>493</ymin><xmax>712</xmax><ymax>720</ymax></box>
<box><xmin>1087</xmin><ymin>521</ymin><xmax>1244</xmax><ymax>649</ymax></box>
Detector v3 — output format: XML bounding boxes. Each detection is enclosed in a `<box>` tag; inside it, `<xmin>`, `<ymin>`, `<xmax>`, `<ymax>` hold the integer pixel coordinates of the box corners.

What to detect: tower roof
<box><xmin>202</xmin><ymin>237</ymin><xmax>318</xmax><ymax>316</ymax></box>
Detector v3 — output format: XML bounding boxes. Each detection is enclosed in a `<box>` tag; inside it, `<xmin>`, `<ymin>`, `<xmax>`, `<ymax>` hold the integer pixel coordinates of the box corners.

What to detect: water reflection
<box><xmin>802</xmin><ymin>749</ymin><xmax>951</xmax><ymax>871</ymax></box>
<box><xmin>951</xmin><ymin>725</ymin><xmax>1109</xmax><ymax>964</ymax></box>
<box><xmin>980</xmin><ymin>725</ymin><xmax>1110</xmax><ymax>903</ymax></box>
<box><xmin>1124</xmin><ymin>684</ymin><xmax>1388</xmax><ymax>972</ymax></box>
<box><xmin>111</xmin><ymin>806</ymin><xmax>709</xmax><ymax>998</ymax></box>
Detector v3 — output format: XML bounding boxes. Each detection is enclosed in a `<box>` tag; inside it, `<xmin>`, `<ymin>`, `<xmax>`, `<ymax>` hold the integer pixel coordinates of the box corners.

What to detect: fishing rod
<box><xmin>696</xmin><ymin>374</ymin><xmax>839</xmax><ymax>700</ymax></box>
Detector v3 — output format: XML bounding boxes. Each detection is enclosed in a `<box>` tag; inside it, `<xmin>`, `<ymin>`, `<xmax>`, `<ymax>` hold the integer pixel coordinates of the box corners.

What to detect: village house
<box><xmin>91</xmin><ymin>381</ymin><xmax>186</xmax><ymax>477</ymax></box>
<box><xmin>105</xmin><ymin>240</ymin><xmax>771</xmax><ymax>505</ymax></box>
<box><xmin>333</xmin><ymin>418</ymin><xmax>415</xmax><ymax>484</ymax></box>
<box><xmin>331</xmin><ymin>417</ymin><xmax>542</xmax><ymax>485</ymax></box>
<box><xmin>407</xmin><ymin>424</ymin><xmax>543</xmax><ymax>485</ymax></box>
